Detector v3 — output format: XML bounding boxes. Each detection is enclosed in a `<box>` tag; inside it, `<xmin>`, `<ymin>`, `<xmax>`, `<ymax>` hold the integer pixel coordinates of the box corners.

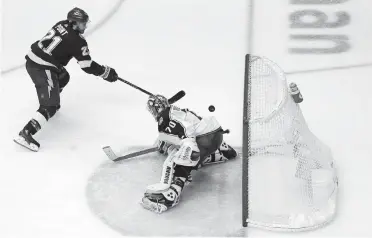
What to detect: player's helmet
<box><xmin>147</xmin><ymin>95</ymin><xmax>170</xmax><ymax>120</ymax></box>
<box><xmin>67</xmin><ymin>7</ymin><xmax>90</xmax><ymax>34</ymax></box>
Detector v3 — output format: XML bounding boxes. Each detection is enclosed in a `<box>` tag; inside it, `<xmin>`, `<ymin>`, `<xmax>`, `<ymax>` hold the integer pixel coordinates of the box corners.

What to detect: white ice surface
<box><xmin>1</xmin><ymin>0</ymin><xmax>371</xmax><ymax>237</ymax></box>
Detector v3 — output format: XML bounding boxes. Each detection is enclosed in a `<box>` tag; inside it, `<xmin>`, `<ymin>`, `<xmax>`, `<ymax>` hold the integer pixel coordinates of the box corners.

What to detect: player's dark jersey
<box><xmin>157</xmin><ymin>105</ymin><xmax>208</xmax><ymax>145</ymax></box>
<box><xmin>25</xmin><ymin>20</ymin><xmax>104</xmax><ymax>76</ymax></box>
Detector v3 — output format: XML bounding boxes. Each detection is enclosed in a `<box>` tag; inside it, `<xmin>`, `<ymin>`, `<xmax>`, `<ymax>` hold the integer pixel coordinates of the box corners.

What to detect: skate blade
<box><xmin>140</xmin><ymin>197</ymin><xmax>167</xmax><ymax>214</ymax></box>
<box><xmin>13</xmin><ymin>136</ymin><xmax>39</xmax><ymax>152</ymax></box>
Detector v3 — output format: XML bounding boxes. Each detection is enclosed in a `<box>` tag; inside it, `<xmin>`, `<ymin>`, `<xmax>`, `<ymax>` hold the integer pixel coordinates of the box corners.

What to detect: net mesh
<box><xmin>245</xmin><ymin>56</ymin><xmax>338</xmax><ymax>231</ymax></box>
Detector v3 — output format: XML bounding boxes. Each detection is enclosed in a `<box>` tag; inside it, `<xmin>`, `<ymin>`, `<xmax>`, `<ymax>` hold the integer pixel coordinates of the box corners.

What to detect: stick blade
<box><xmin>168</xmin><ymin>90</ymin><xmax>185</xmax><ymax>104</ymax></box>
<box><xmin>102</xmin><ymin>146</ymin><xmax>118</xmax><ymax>161</ymax></box>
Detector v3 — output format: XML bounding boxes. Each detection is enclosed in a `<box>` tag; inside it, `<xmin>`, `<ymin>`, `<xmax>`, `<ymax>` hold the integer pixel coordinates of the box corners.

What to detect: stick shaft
<box><xmin>117</xmin><ymin>77</ymin><xmax>185</xmax><ymax>104</ymax></box>
<box><xmin>113</xmin><ymin>147</ymin><xmax>158</xmax><ymax>161</ymax></box>
<box><xmin>117</xmin><ymin>77</ymin><xmax>153</xmax><ymax>96</ymax></box>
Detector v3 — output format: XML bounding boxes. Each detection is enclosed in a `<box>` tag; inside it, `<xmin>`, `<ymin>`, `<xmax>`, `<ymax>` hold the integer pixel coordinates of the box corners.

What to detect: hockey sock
<box><xmin>25</xmin><ymin>112</ymin><xmax>47</xmax><ymax>135</ymax></box>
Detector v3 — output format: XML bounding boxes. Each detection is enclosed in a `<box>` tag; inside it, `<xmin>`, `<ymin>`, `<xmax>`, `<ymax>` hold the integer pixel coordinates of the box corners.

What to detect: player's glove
<box><xmin>100</xmin><ymin>65</ymin><xmax>118</xmax><ymax>82</ymax></box>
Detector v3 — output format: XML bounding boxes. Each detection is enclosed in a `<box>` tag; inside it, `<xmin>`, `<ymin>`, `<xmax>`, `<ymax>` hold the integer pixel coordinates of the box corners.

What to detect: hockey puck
<box><xmin>208</xmin><ymin>105</ymin><xmax>215</xmax><ymax>112</ymax></box>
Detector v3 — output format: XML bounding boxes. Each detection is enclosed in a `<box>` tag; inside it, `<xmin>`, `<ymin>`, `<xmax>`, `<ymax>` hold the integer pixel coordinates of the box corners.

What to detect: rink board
<box><xmin>86</xmin><ymin>146</ymin><xmax>245</xmax><ymax>237</ymax></box>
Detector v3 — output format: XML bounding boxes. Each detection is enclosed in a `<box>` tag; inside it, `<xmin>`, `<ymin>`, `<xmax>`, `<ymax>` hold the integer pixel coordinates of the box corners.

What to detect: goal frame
<box><xmin>241</xmin><ymin>54</ymin><xmax>337</xmax><ymax>231</ymax></box>
<box><xmin>242</xmin><ymin>54</ymin><xmax>251</xmax><ymax>227</ymax></box>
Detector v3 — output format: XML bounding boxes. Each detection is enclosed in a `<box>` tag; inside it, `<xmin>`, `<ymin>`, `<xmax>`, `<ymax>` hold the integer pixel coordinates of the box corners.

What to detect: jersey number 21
<box><xmin>38</xmin><ymin>29</ymin><xmax>62</xmax><ymax>55</ymax></box>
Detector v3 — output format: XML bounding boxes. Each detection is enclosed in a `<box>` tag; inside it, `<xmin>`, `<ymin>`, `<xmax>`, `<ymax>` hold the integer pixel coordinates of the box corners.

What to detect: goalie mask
<box><xmin>147</xmin><ymin>95</ymin><xmax>170</xmax><ymax>120</ymax></box>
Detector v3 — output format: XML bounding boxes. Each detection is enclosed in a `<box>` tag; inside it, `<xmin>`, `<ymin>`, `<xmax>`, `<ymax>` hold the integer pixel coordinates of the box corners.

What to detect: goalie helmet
<box><xmin>67</xmin><ymin>7</ymin><xmax>90</xmax><ymax>33</ymax></box>
<box><xmin>147</xmin><ymin>95</ymin><xmax>170</xmax><ymax>120</ymax></box>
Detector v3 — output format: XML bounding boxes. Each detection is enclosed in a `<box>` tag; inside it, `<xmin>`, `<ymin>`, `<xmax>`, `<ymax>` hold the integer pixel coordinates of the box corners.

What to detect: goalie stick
<box><xmin>103</xmin><ymin>146</ymin><xmax>158</xmax><ymax>161</ymax></box>
<box><xmin>102</xmin><ymin>90</ymin><xmax>185</xmax><ymax>161</ymax></box>
<box><xmin>104</xmin><ymin>129</ymin><xmax>231</xmax><ymax>161</ymax></box>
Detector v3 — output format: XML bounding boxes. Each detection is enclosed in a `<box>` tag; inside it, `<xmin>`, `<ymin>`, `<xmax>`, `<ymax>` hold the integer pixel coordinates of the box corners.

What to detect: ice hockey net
<box><xmin>242</xmin><ymin>55</ymin><xmax>338</xmax><ymax>231</ymax></box>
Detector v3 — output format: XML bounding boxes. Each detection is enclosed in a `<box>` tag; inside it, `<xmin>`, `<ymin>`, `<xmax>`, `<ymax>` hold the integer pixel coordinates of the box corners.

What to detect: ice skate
<box><xmin>13</xmin><ymin>128</ymin><xmax>40</xmax><ymax>152</ymax></box>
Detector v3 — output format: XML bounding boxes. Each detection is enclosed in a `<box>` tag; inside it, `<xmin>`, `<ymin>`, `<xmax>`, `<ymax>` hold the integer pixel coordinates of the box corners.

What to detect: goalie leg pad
<box><xmin>146</xmin><ymin>151</ymin><xmax>176</xmax><ymax>193</ymax></box>
<box><xmin>141</xmin><ymin>190</ymin><xmax>179</xmax><ymax>214</ymax></box>
<box><xmin>159</xmin><ymin>152</ymin><xmax>175</xmax><ymax>186</ymax></box>
<box><xmin>173</xmin><ymin>138</ymin><xmax>200</xmax><ymax>167</ymax></box>
<box><xmin>146</xmin><ymin>151</ymin><xmax>194</xmax><ymax>194</ymax></box>
<box><xmin>141</xmin><ymin>197</ymin><xmax>168</xmax><ymax>214</ymax></box>
<box><xmin>219</xmin><ymin>141</ymin><xmax>238</xmax><ymax>159</ymax></box>
<box><xmin>141</xmin><ymin>177</ymin><xmax>185</xmax><ymax>214</ymax></box>
<box><xmin>201</xmin><ymin>141</ymin><xmax>238</xmax><ymax>166</ymax></box>
<box><xmin>202</xmin><ymin>150</ymin><xmax>228</xmax><ymax>165</ymax></box>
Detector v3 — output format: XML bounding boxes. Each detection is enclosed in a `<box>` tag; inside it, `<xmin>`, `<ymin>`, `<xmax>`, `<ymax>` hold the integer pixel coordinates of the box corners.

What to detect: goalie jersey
<box><xmin>157</xmin><ymin>105</ymin><xmax>221</xmax><ymax>145</ymax></box>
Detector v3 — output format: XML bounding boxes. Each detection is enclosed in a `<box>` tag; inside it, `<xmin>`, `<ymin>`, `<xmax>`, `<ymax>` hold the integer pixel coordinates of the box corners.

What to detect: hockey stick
<box><xmin>117</xmin><ymin>77</ymin><xmax>185</xmax><ymax>103</ymax></box>
<box><xmin>102</xmin><ymin>80</ymin><xmax>185</xmax><ymax>162</ymax></box>
<box><xmin>117</xmin><ymin>77</ymin><xmax>153</xmax><ymax>96</ymax></box>
<box><xmin>102</xmin><ymin>146</ymin><xmax>158</xmax><ymax>162</ymax></box>
<box><xmin>168</xmin><ymin>90</ymin><xmax>185</xmax><ymax>104</ymax></box>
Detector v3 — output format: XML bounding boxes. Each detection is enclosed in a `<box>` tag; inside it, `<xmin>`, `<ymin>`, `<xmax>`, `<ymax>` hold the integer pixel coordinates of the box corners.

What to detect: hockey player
<box><xmin>14</xmin><ymin>7</ymin><xmax>119</xmax><ymax>152</ymax></box>
<box><xmin>141</xmin><ymin>94</ymin><xmax>237</xmax><ymax>213</ymax></box>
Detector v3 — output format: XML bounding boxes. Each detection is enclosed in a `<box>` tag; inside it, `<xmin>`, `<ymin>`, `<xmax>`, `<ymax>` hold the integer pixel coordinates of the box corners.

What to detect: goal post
<box><xmin>242</xmin><ymin>54</ymin><xmax>251</xmax><ymax>228</ymax></box>
<box><xmin>242</xmin><ymin>54</ymin><xmax>338</xmax><ymax>231</ymax></box>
